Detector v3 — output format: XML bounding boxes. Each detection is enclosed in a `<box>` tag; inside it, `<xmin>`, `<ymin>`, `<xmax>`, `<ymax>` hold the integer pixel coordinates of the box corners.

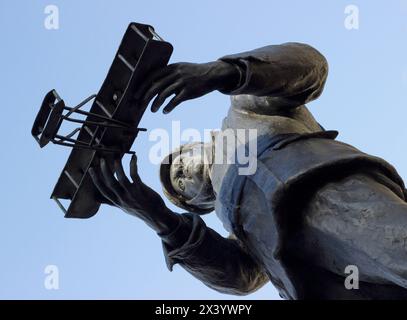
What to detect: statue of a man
<box><xmin>89</xmin><ymin>43</ymin><xmax>407</xmax><ymax>299</ymax></box>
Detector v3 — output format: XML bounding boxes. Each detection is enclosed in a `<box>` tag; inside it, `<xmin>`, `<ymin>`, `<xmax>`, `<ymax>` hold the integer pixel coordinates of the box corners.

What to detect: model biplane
<box><xmin>31</xmin><ymin>22</ymin><xmax>173</xmax><ymax>218</ymax></box>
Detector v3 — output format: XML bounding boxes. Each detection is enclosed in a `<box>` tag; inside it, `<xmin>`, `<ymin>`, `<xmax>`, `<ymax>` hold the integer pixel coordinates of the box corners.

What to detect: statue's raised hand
<box><xmin>134</xmin><ymin>61</ymin><xmax>240</xmax><ymax>114</ymax></box>
<box><xmin>89</xmin><ymin>156</ymin><xmax>179</xmax><ymax>234</ymax></box>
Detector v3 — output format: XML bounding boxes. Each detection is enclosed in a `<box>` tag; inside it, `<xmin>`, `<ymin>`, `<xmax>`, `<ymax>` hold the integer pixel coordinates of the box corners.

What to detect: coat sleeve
<box><xmin>218</xmin><ymin>42</ymin><xmax>329</xmax><ymax>109</ymax></box>
<box><xmin>158</xmin><ymin>213</ymin><xmax>269</xmax><ymax>295</ymax></box>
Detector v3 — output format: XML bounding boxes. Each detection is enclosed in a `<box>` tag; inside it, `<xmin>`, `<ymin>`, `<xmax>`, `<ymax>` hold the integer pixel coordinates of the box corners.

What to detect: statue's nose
<box><xmin>185</xmin><ymin>160</ymin><xmax>203</xmax><ymax>178</ymax></box>
<box><xmin>185</xmin><ymin>160</ymin><xmax>194</xmax><ymax>177</ymax></box>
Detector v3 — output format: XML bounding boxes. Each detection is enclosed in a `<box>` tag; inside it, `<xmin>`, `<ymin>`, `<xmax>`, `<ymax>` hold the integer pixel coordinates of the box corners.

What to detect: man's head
<box><xmin>160</xmin><ymin>142</ymin><xmax>215</xmax><ymax>214</ymax></box>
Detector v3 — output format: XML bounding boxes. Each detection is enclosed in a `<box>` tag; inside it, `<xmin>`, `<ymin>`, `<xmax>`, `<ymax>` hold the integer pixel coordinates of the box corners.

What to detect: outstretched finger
<box><xmin>163</xmin><ymin>90</ymin><xmax>188</xmax><ymax>114</ymax></box>
<box><xmin>100</xmin><ymin>158</ymin><xmax>126</xmax><ymax>202</ymax></box>
<box><xmin>140</xmin><ymin>73</ymin><xmax>179</xmax><ymax>108</ymax></box>
<box><xmin>130</xmin><ymin>154</ymin><xmax>142</xmax><ymax>185</ymax></box>
<box><xmin>89</xmin><ymin>166</ymin><xmax>119</xmax><ymax>206</ymax></box>
<box><xmin>134</xmin><ymin>65</ymin><xmax>176</xmax><ymax>100</ymax></box>
<box><xmin>151</xmin><ymin>81</ymin><xmax>183</xmax><ymax>113</ymax></box>
<box><xmin>114</xmin><ymin>159</ymin><xmax>133</xmax><ymax>191</ymax></box>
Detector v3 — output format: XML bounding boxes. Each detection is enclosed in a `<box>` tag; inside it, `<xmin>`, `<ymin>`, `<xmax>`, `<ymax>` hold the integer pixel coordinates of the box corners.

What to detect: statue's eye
<box><xmin>178</xmin><ymin>179</ymin><xmax>185</xmax><ymax>191</ymax></box>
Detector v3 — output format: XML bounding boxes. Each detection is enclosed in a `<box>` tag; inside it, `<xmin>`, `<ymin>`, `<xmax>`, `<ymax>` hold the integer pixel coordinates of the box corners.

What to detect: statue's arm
<box><xmin>134</xmin><ymin>42</ymin><xmax>327</xmax><ymax>114</ymax></box>
<box><xmin>160</xmin><ymin>213</ymin><xmax>269</xmax><ymax>296</ymax></box>
<box><xmin>89</xmin><ymin>157</ymin><xmax>268</xmax><ymax>295</ymax></box>
<box><xmin>218</xmin><ymin>42</ymin><xmax>329</xmax><ymax>109</ymax></box>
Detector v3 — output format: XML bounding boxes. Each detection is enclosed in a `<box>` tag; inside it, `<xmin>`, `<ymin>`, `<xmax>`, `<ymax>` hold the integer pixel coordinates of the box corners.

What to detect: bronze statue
<box><xmin>32</xmin><ymin>23</ymin><xmax>407</xmax><ymax>299</ymax></box>
<box><xmin>88</xmin><ymin>42</ymin><xmax>407</xmax><ymax>299</ymax></box>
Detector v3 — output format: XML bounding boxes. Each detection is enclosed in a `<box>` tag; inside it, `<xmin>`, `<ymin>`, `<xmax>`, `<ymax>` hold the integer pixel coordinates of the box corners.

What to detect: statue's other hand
<box><xmin>89</xmin><ymin>156</ymin><xmax>176</xmax><ymax>232</ymax></box>
<box><xmin>134</xmin><ymin>61</ymin><xmax>240</xmax><ymax>114</ymax></box>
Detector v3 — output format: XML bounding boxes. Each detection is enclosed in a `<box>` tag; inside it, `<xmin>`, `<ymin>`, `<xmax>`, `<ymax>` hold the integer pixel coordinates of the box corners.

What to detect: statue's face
<box><xmin>169</xmin><ymin>145</ymin><xmax>207</xmax><ymax>200</ymax></box>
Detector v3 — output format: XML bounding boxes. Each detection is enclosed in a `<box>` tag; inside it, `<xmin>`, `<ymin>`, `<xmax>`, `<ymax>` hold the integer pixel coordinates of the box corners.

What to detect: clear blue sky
<box><xmin>0</xmin><ymin>0</ymin><xmax>406</xmax><ymax>299</ymax></box>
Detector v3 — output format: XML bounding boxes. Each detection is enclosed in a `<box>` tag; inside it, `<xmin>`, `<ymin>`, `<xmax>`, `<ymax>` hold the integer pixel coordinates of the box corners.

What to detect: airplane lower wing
<box><xmin>31</xmin><ymin>22</ymin><xmax>173</xmax><ymax>218</ymax></box>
